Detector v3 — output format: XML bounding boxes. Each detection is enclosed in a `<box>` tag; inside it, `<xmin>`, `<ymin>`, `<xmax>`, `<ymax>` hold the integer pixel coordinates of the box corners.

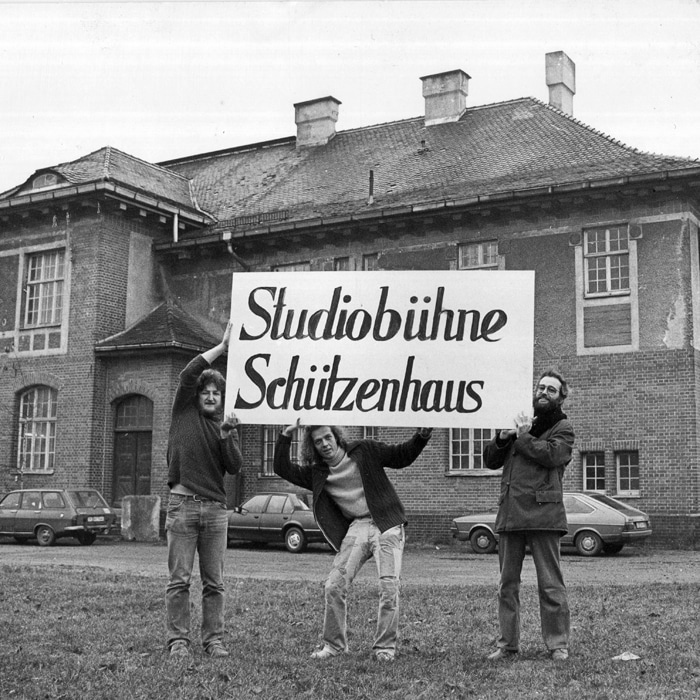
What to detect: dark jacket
<box><xmin>273</xmin><ymin>432</ymin><xmax>430</xmax><ymax>551</ymax></box>
<box><xmin>483</xmin><ymin>417</ymin><xmax>574</xmax><ymax>534</ymax></box>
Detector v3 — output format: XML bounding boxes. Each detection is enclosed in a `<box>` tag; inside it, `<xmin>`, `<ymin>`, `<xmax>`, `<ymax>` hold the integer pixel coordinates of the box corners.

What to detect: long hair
<box><xmin>301</xmin><ymin>425</ymin><xmax>348</xmax><ymax>466</ymax></box>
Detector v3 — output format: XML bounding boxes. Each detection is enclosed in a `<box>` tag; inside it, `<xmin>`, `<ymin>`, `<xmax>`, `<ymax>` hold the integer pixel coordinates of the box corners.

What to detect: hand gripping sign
<box><xmin>225</xmin><ymin>270</ymin><xmax>534</xmax><ymax>428</ymax></box>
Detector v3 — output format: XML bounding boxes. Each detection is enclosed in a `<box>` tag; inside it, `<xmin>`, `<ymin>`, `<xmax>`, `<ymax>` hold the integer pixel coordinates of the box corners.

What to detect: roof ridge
<box><xmin>528</xmin><ymin>96</ymin><xmax>695</xmax><ymax>163</ymax></box>
<box><xmin>104</xmin><ymin>146</ymin><xmax>195</xmax><ymax>183</ymax></box>
<box><xmin>103</xmin><ymin>146</ymin><xmax>112</xmax><ymax>179</ymax></box>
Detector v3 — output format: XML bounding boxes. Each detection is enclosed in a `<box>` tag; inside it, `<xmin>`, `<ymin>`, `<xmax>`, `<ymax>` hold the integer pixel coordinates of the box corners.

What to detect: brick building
<box><xmin>1</xmin><ymin>51</ymin><xmax>699</xmax><ymax>544</ymax></box>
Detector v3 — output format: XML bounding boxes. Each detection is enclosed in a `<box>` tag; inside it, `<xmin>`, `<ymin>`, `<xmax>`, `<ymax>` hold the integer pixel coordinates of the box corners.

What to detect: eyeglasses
<box><xmin>536</xmin><ymin>385</ymin><xmax>560</xmax><ymax>397</ymax></box>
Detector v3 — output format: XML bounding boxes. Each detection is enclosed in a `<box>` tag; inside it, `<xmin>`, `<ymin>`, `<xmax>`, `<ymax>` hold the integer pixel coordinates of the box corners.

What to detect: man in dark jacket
<box><xmin>274</xmin><ymin>422</ymin><xmax>432</xmax><ymax>662</ymax></box>
<box><xmin>483</xmin><ymin>370</ymin><xmax>574</xmax><ymax>661</ymax></box>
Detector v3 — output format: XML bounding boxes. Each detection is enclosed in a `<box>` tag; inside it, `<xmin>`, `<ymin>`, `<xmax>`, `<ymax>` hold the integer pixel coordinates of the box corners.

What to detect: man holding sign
<box><xmin>483</xmin><ymin>370</ymin><xmax>574</xmax><ymax>662</ymax></box>
<box><xmin>274</xmin><ymin>421</ymin><xmax>432</xmax><ymax>661</ymax></box>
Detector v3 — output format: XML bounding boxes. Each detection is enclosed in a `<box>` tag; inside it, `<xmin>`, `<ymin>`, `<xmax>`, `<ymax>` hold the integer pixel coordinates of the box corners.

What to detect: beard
<box><xmin>533</xmin><ymin>395</ymin><xmax>560</xmax><ymax>417</ymax></box>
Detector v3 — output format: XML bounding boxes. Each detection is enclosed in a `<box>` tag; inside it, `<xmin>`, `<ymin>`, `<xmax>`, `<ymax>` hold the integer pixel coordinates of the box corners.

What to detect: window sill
<box><xmin>614</xmin><ymin>492</ymin><xmax>640</xmax><ymax>499</ymax></box>
<box><xmin>13</xmin><ymin>470</ymin><xmax>55</xmax><ymax>476</ymax></box>
<box><xmin>445</xmin><ymin>469</ymin><xmax>501</xmax><ymax>477</ymax></box>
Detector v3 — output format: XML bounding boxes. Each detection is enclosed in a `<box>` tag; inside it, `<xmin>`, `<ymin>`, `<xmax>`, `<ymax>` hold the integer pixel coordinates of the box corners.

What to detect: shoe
<box><xmin>205</xmin><ymin>642</ymin><xmax>229</xmax><ymax>658</ymax></box>
<box><xmin>310</xmin><ymin>646</ymin><xmax>341</xmax><ymax>660</ymax></box>
<box><xmin>169</xmin><ymin>641</ymin><xmax>190</xmax><ymax>659</ymax></box>
<box><xmin>374</xmin><ymin>651</ymin><xmax>395</xmax><ymax>662</ymax></box>
<box><xmin>487</xmin><ymin>648</ymin><xmax>517</xmax><ymax>661</ymax></box>
<box><xmin>551</xmin><ymin>648</ymin><xmax>569</xmax><ymax>661</ymax></box>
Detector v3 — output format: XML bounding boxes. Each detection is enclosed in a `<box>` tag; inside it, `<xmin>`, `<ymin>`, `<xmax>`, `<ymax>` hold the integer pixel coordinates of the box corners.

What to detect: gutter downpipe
<box><xmin>173</xmin><ymin>212</ymin><xmax>179</xmax><ymax>243</ymax></box>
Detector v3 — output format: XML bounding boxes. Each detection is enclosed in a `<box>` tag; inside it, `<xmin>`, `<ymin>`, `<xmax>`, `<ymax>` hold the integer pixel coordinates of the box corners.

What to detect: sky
<box><xmin>1</xmin><ymin>0</ymin><xmax>700</xmax><ymax>195</ymax></box>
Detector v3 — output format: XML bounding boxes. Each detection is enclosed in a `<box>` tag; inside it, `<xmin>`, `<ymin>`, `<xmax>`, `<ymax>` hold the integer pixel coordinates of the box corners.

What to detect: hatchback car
<box><xmin>0</xmin><ymin>488</ymin><xmax>116</xmax><ymax>546</ymax></box>
<box><xmin>450</xmin><ymin>492</ymin><xmax>652</xmax><ymax>556</ymax></box>
<box><xmin>228</xmin><ymin>491</ymin><xmax>326</xmax><ymax>553</ymax></box>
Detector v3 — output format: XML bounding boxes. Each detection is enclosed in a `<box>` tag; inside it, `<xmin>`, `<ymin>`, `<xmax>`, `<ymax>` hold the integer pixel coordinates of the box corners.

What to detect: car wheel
<box><xmin>603</xmin><ymin>543</ymin><xmax>624</xmax><ymax>555</ymax></box>
<box><xmin>469</xmin><ymin>528</ymin><xmax>497</xmax><ymax>554</ymax></box>
<box><xmin>285</xmin><ymin>526</ymin><xmax>307</xmax><ymax>553</ymax></box>
<box><xmin>76</xmin><ymin>532</ymin><xmax>97</xmax><ymax>546</ymax></box>
<box><xmin>35</xmin><ymin>525</ymin><xmax>56</xmax><ymax>547</ymax></box>
<box><xmin>575</xmin><ymin>530</ymin><xmax>603</xmax><ymax>556</ymax></box>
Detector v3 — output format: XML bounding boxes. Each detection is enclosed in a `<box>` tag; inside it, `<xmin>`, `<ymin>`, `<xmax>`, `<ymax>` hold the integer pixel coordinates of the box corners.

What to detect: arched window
<box><xmin>18</xmin><ymin>386</ymin><xmax>57</xmax><ymax>472</ymax></box>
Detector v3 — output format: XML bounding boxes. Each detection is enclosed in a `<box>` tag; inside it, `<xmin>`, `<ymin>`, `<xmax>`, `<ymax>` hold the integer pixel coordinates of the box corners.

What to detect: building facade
<box><xmin>1</xmin><ymin>52</ymin><xmax>699</xmax><ymax>544</ymax></box>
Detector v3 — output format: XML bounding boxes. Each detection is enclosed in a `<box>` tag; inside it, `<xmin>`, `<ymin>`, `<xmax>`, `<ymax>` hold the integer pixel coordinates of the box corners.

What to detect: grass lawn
<box><xmin>1</xmin><ymin>565</ymin><xmax>699</xmax><ymax>699</ymax></box>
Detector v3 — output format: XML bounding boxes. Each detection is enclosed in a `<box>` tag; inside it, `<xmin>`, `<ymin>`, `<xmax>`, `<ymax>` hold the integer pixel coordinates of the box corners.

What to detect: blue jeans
<box><xmin>496</xmin><ymin>531</ymin><xmax>570</xmax><ymax>652</ymax></box>
<box><xmin>322</xmin><ymin>518</ymin><xmax>405</xmax><ymax>654</ymax></box>
<box><xmin>165</xmin><ymin>495</ymin><xmax>229</xmax><ymax>651</ymax></box>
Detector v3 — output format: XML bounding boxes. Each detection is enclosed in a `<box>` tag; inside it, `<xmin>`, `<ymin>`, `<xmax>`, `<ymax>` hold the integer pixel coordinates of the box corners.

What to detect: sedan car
<box><xmin>228</xmin><ymin>491</ymin><xmax>326</xmax><ymax>553</ymax></box>
<box><xmin>0</xmin><ymin>488</ymin><xmax>116</xmax><ymax>546</ymax></box>
<box><xmin>450</xmin><ymin>492</ymin><xmax>652</xmax><ymax>556</ymax></box>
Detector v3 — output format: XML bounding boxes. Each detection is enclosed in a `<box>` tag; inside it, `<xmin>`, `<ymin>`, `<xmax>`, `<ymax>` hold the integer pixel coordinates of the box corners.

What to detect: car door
<box><xmin>0</xmin><ymin>492</ymin><xmax>21</xmax><ymax>534</ymax></box>
<box><xmin>14</xmin><ymin>491</ymin><xmax>42</xmax><ymax>535</ymax></box>
<box><xmin>41</xmin><ymin>491</ymin><xmax>69</xmax><ymax>535</ymax></box>
<box><xmin>259</xmin><ymin>494</ymin><xmax>291</xmax><ymax>542</ymax></box>
<box><xmin>229</xmin><ymin>494</ymin><xmax>269</xmax><ymax>541</ymax></box>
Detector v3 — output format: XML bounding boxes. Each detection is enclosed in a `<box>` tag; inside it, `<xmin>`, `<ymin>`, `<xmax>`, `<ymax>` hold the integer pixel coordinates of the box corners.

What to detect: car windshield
<box><xmin>68</xmin><ymin>490</ymin><xmax>108</xmax><ymax>508</ymax></box>
<box><xmin>584</xmin><ymin>492</ymin><xmax>645</xmax><ymax>516</ymax></box>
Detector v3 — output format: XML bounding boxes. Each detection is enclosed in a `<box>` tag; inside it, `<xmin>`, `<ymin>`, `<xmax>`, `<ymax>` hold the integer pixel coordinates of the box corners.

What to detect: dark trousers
<box><xmin>496</xmin><ymin>531</ymin><xmax>570</xmax><ymax>652</ymax></box>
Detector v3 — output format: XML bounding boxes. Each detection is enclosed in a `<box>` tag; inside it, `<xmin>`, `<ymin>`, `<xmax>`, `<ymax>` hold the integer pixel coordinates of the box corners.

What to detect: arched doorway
<box><xmin>112</xmin><ymin>395</ymin><xmax>153</xmax><ymax>504</ymax></box>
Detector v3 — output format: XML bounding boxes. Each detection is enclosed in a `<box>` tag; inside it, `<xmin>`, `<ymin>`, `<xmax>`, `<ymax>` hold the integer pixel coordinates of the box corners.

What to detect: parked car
<box><xmin>0</xmin><ymin>488</ymin><xmax>116</xmax><ymax>546</ymax></box>
<box><xmin>228</xmin><ymin>491</ymin><xmax>326</xmax><ymax>553</ymax></box>
<box><xmin>450</xmin><ymin>492</ymin><xmax>652</xmax><ymax>556</ymax></box>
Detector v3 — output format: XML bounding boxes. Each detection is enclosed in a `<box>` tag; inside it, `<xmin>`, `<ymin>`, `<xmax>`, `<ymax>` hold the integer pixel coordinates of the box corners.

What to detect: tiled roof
<box><xmin>95</xmin><ymin>300</ymin><xmax>219</xmax><ymax>353</ymax></box>
<box><xmin>164</xmin><ymin>97</ymin><xmax>699</xmax><ymax>225</ymax></box>
<box><xmin>5</xmin><ymin>146</ymin><xmax>204</xmax><ymax>214</ymax></box>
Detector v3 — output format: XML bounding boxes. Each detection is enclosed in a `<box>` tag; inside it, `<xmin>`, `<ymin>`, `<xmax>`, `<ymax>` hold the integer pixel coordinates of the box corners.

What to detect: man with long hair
<box><xmin>165</xmin><ymin>321</ymin><xmax>243</xmax><ymax>660</ymax></box>
<box><xmin>274</xmin><ymin>421</ymin><xmax>432</xmax><ymax>662</ymax></box>
<box><xmin>483</xmin><ymin>369</ymin><xmax>574</xmax><ymax>661</ymax></box>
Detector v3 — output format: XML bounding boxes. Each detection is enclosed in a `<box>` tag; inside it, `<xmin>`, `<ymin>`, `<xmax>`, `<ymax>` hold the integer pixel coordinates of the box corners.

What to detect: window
<box><xmin>273</xmin><ymin>261</ymin><xmax>310</xmax><ymax>272</ymax></box>
<box><xmin>458</xmin><ymin>241</ymin><xmax>499</xmax><ymax>269</ymax></box>
<box><xmin>23</xmin><ymin>250</ymin><xmax>65</xmax><ymax>328</ymax></box>
<box><xmin>362</xmin><ymin>253</ymin><xmax>379</xmax><ymax>271</ymax></box>
<box><xmin>449</xmin><ymin>428</ymin><xmax>494</xmax><ymax>471</ymax></box>
<box><xmin>363</xmin><ymin>426</ymin><xmax>378</xmax><ymax>440</ymax></box>
<box><xmin>266</xmin><ymin>494</ymin><xmax>288</xmax><ymax>514</ymax></box>
<box><xmin>262</xmin><ymin>425</ymin><xmax>299</xmax><ymax>476</ymax></box>
<box><xmin>617</xmin><ymin>451</ymin><xmax>640</xmax><ymax>496</ymax></box>
<box><xmin>334</xmin><ymin>257</ymin><xmax>350</xmax><ymax>271</ymax></box>
<box><xmin>42</xmin><ymin>492</ymin><xmax>66</xmax><ymax>509</ymax></box>
<box><xmin>584</xmin><ymin>226</ymin><xmax>629</xmax><ymax>297</ymax></box>
<box><xmin>32</xmin><ymin>173</ymin><xmax>58</xmax><ymax>189</ymax></box>
<box><xmin>18</xmin><ymin>386</ymin><xmax>57</xmax><ymax>473</ymax></box>
<box><xmin>583</xmin><ymin>452</ymin><xmax>605</xmax><ymax>491</ymax></box>
<box><xmin>243</xmin><ymin>494</ymin><xmax>269</xmax><ymax>513</ymax></box>
<box><xmin>0</xmin><ymin>492</ymin><xmax>21</xmax><ymax>510</ymax></box>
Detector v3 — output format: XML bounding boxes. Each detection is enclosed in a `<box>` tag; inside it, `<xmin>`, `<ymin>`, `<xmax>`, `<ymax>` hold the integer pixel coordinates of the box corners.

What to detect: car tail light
<box><xmin>623</xmin><ymin>521</ymin><xmax>635</xmax><ymax>532</ymax></box>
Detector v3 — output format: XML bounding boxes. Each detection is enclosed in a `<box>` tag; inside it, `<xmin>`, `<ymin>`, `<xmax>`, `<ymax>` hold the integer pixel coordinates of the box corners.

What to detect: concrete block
<box><xmin>121</xmin><ymin>495</ymin><xmax>161</xmax><ymax>542</ymax></box>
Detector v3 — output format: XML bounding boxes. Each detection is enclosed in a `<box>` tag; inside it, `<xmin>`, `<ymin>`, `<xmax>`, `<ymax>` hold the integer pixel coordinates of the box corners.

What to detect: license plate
<box><xmin>635</xmin><ymin>521</ymin><xmax>647</xmax><ymax>529</ymax></box>
<box><xmin>87</xmin><ymin>516</ymin><xmax>105</xmax><ymax>523</ymax></box>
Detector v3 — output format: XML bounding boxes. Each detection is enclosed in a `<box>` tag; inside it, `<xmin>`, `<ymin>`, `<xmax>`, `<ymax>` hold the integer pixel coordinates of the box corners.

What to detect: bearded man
<box><xmin>483</xmin><ymin>370</ymin><xmax>574</xmax><ymax>662</ymax></box>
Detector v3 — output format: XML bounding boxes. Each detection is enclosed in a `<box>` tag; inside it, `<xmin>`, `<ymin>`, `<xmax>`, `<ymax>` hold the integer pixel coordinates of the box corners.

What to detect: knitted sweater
<box><xmin>167</xmin><ymin>355</ymin><xmax>243</xmax><ymax>503</ymax></box>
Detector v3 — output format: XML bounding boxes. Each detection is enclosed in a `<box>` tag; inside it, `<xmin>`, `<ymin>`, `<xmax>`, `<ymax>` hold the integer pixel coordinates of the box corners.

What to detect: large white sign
<box><xmin>225</xmin><ymin>271</ymin><xmax>534</xmax><ymax>428</ymax></box>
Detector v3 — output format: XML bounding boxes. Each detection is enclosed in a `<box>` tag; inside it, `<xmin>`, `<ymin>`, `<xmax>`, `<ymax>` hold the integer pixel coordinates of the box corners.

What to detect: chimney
<box><xmin>420</xmin><ymin>69</ymin><xmax>470</xmax><ymax>126</ymax></box>
<box><xmin>546</xmin><ymin>51</ymin><xmax>576</xmax><ymax>116</ymax></box>
<box><xmin>294</xmin><ymin>96</ymin><xmax>341</xmax><ymax>148</ymax></box>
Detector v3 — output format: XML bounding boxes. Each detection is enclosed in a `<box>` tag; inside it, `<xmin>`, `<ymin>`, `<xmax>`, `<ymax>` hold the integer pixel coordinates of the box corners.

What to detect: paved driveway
<box><xmin>1</xmin><ymin>537</ymin><xmax>698</xmax><ymax>586</ymax></box>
